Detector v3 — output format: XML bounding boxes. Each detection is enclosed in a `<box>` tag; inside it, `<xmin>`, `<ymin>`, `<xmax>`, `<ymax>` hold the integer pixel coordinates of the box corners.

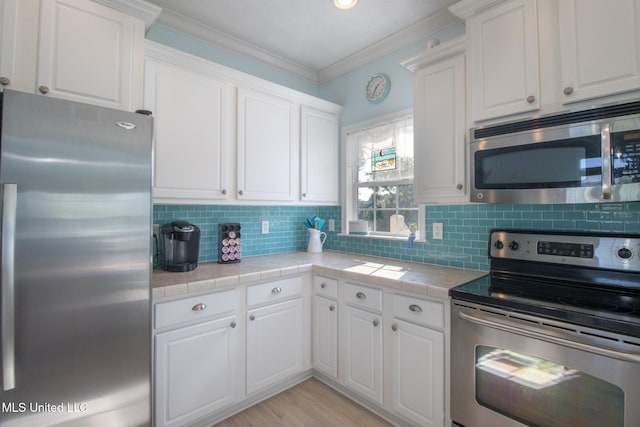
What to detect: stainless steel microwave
<box><xmin>470</xmin><ymin>101</ymin><xmax>640</xmax><ymax>204</ymax></box>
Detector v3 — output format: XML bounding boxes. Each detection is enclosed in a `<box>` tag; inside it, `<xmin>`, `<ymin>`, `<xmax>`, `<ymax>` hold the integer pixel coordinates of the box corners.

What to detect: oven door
<box><xmin>451</xmin><ymin>302</ymin><xmax>640</xmax><ymax>427</ymax></box>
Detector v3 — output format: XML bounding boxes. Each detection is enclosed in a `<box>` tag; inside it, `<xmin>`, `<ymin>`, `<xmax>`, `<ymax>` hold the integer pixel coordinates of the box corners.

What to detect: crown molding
<box><xmin>400</xmin><ymin>36</ymin><xmax>466</xmax><ymax>72</ymax></box>
<box><xmin>154</xmin><ymin>9</ymin><xmax>319</xmax><ymax>83</ymax></box>
<box><xmin>317</xmin><ymin>8</ymin><xmax>461</xmax><ymax>83</ymax></box>
<box><xmin>92</xmin><ymin>0</ymin><xmax>161</xmax><ymax>31</ymax></box>
<box><xmin>448</xmin><ymin>0</ymin><xmax>505</xmax><ymax>19</ymax></box>
<box><xmin>152</xmin><ymin>7</ymin><xmax>463</xmax><ymax>84</ymax></box>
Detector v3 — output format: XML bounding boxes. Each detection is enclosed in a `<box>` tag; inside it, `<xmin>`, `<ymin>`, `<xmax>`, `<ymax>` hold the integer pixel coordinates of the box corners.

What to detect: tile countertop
<box><xmin>153</xmin><ymin>251</ymin><xmax>487</xmax><ymax>301</ymax></box>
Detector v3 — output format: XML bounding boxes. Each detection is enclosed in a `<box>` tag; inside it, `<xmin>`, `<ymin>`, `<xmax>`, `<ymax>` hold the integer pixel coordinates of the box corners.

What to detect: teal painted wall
<box><xmin>146</xmin><ymin>25</ymin><xmax>321</xmax><ymax>97</ymax></box>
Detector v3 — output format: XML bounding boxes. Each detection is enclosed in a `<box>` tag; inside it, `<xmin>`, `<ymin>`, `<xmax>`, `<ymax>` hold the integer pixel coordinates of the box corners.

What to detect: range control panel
<box><xmin>489</xmin><ymin>229</ymin><xmax>640</xmax><ymax>271</ymax></box>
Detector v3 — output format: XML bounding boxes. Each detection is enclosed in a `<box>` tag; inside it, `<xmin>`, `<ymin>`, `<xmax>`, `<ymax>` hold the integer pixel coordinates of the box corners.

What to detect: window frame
<box><xmin>341</xmin><ymin>108</ymin><xmax>425</xmax><ymax>241</ymax></box>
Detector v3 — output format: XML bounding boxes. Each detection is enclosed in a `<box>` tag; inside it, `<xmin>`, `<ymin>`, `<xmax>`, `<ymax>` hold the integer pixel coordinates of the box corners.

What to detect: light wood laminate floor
<box><xmin>214</xmin><ymin>378</ymin><xmax>393</xmax><ymax>427</ymax></box>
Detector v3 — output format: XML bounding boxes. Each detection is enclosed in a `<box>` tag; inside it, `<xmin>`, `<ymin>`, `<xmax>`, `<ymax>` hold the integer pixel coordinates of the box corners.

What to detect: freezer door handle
<box><xmin>2</xmin><ymin>183</ymin><xmax>17</xmax><ymax>391</ymax></box>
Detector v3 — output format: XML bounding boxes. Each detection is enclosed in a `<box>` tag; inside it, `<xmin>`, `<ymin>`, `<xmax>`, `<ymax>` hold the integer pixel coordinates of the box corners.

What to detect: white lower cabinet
<box><xmin>155</xmin><ymin>315</ymin><xmax>239</xmax><ymax>427</ymax></box>
<box><xmin>342</xmin><ymin>304</ymin><xmax>383</xmax><ymax>404</ymax></box>
<box><xmin>246</xmin><ymin>297</ymin><xmax>305</xmax><ymax>394</ymax></box>
<box><xmin>312</xmin><ymin>295</ymin><xmax>338</xmax><ymax>378</ymax></box>
<box><xmin>391</xmin><ymin>319</ymin><xmax>444</xmax><ymax>427</ymax></box>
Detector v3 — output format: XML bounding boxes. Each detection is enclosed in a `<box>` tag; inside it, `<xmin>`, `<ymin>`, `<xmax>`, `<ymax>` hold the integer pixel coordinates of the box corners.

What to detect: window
<box><xmin>343</xmin><ymin>109</ymin><xmax>422</xmax><ymax>238</ymax></box>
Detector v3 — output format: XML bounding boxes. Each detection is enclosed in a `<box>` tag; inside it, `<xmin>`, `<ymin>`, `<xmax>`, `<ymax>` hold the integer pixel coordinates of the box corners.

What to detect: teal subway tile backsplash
<box><xmin>154</xmin><ymin>202</ymin><xmax>640</xmax><ymax>272</ymax></box>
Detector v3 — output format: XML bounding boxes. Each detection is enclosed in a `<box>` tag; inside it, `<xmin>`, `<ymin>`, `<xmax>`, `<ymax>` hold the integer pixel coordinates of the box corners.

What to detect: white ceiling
<box><xmin>145</xmin><ymin>0</ymin><xmax>461</xmax><ymax>83</ymax></box>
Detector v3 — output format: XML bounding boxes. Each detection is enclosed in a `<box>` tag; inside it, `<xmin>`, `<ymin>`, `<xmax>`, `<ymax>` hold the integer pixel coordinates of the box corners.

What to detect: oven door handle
<box><xmin>458</xmin><ymin>310</ymin><xmax>640</xmax><ymax>363</ymax></box>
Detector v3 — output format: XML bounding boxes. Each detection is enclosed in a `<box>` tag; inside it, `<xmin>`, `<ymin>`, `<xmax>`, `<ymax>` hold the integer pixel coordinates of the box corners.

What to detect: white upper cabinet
<box><xmin>467</xmin><ymin>0</ymin><xmax>540</xmax><ymax>122</ymax></box>
<box><xmin>36</xmin><ymin>0</ymin><xmax>155</xmax><ymax>111</ymax></box>
<box><xmin>405</xmin><ymin>38</ymin><xmax>467</xmax><ymax>204</ymax></box>
<box><xmin>300</xmin><ymin>106</ymin><xmax>339</xmax><ymax>203</ymax></box>
<box><xmin>558</xmin><ymin>0</ymin><xmax>640</xmax><ymax>104</ymax></box>
<box><xmin>0</xmin><ymin>0</ymin><xmax>17</xmax><ymax>91</ymax></box>
<box><xmin>144</xmin><ymin>46</ymin><xmax>230</xmax><ymax>203</ymax></box>
<box><xmin>237</xmin><ymin>87</ymin><xmax>298</xmax><ymax>201</ymax></box>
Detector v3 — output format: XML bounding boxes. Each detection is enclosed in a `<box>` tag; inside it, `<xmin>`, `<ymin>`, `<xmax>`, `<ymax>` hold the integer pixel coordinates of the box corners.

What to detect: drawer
<box><xmin>392</xmin><ymin>294</ymin><xmax>443</xmax><ymax>329</ymax></box>
<box><xmin>247</xmin><ymin>275</ymin><xmax>303</xmax><ymax>307</ymax></box>
<box><xmin>344</xmin><ymin>282</ymin><xmax>382</xmax><ymax>312</ymax></box>
<box><xmin>155</xmin><ymin>289</ymin><xmax>237</xmax><ymax>329</ymax></box>
<box><xmin>313</xmin><ymin>275</ymin><xmax>338</xmax><ymax>299</ymax></box>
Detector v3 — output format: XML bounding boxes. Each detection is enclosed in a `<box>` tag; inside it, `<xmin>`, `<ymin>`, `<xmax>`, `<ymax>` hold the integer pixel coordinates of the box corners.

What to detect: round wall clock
<box><xmin>366</xmin><ymin>73</ymin><xmax>390</xmax><ymax>103</ymax></box>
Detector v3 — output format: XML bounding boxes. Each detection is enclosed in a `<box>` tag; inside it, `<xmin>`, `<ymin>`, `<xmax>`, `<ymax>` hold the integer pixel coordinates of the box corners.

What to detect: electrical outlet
<box><xmin>433</xmin><ymin>222</ymin><xmax>444</xmax><ymax>240</ymax></box>
<box><xmin>261</xmin><ymin>220</ymin><xmax>269</xmax><ymax>234</ymax></box>
<box><xmin>328</xmin><ymin>219</ymin><xmax>335</xmax><ymax>232</ymax></box>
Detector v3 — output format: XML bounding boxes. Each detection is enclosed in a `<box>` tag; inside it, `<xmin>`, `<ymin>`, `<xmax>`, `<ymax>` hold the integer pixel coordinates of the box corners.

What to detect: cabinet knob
<box><xmin>249</xmin><ymin>314</ymin><xmax>255</xmax><ymax>321</ymax></box>
<box><xmin>230</xmin><ymin>321</ymin><xmax>237</xmax><ymax>328</ymax></box>
<box><xmin>302</xmin><ymin>193</ymin><xmax>307</xmax><ymax>197</ymax></box>
<box><xmin>409</xmin><ymin>304</ymin><xmax>423</xmax><ymax>313</ymax></box>
<box><xmin>320</xmin><ymin>283</ymin><xmax>327</xmax><ymax>289</ymax></box>
<box><xmin>356</xmin><ymin>292</ymin><xmax>366</xmax><ymax>300</ymax></box>
<box><xmin>191</xmin><ymin>303</ymin><xmax>207</xmax><ymax>311</ymax></box>
<box><xmin>563</xmin><ymin>86</ymin><xmax>574</xmax><ymax>96</ymax></box>
<box><xmin>526</xmin><ymin>95</ymin><xmax>535</xmax><ymax>104</ymax></box>
<box><xmin>372</xmin><ymin>319</ymin><xmax>379</xmax><ymax>327</ymax></box>
<box><xmin>38</xmin><ymin>85</ymin><xmax>50</xmax><ymax>94</ymax></box>
<box><xmin>271</xmin><ymin>286</ymin><xmax>282</xmax><ymax>294</ymax></box>
<box><xmin>238</xmin><ymin>190</ymin><xmax>244</xmax><ymax>196</ymax></box>
<box><xmin>456</xmin><ymin>184</ymin><xmax>463</xmax><ymax>190</ymax></box>
<box><xmin>391</xmin><ymin>323</ymin><xmax>398</xmax><ymax>332</ymax></box>
<box><xmin>0</xmin><ymin>77</ymin><xmax>10</xmax><ymax>86</ymax></box>
<box><xmin>329</xmin><ymin>305</ymin><xmax>335</xmax><ymax>312</ymax></box>
<box><xmin>221</xmin><ymin>189</ymin><xmax>227</xmax><ymax>195</ymax></box>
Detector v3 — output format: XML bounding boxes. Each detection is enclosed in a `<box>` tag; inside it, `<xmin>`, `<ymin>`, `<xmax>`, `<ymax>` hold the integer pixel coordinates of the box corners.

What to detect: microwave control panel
<box><xmin>613</xmin><ymin>130</ymin><xmax>640</xmax><ymax>184</ymax></box>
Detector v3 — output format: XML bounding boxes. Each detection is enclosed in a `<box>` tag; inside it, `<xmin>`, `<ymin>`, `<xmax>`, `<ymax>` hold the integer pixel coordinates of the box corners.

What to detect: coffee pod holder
<box><xmin>218</xmin><ymin>222</ymin><xmax>242</xmax><ymax>264</ymax></box>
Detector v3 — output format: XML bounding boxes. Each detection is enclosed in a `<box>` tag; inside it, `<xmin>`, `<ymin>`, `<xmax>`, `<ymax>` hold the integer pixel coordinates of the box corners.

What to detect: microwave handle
<box><xmin>601</xmin><ymin>123</ymin><xmax>612</xmax><ymax>200</ymax></box>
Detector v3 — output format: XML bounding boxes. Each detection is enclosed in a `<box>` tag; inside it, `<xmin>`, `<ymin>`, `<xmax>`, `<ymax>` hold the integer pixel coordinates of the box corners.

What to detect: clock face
<box><xmin>366</xmin><ymin>74</ymin><xmax>390</xmax><ymax>103</ymax></box>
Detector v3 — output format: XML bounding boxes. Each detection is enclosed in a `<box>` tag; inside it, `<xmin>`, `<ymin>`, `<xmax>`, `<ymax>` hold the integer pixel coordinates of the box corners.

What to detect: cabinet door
<box><xmin>0</xmin><ymin>0</ymin><xmax>17</xmax><ymax>91</ymax></box>
<box><xmin>391</xmin><ymin>319</ymin><xmax>444</xmax><ymax>427</ymax></box>
<box><xmin>342</xmin><ymin>305</ymin><xmax>383</xmax><ymax>404</ymax></box>
<box><xmin>145</xmin><ymin>59</ymin><xmax>229</xmax><ymax>202</ymax></box>
<box><xmin>469</xmin><ymin>0</ymin><xmax>540</xmax><ymax>121</ymax></box>
<box><xmin>37</xmin><ymin>0</ymin><xmax>144</xmax><ymax>110</ymax></box>
<box><xmin>300</xmin><ymin>106</ymin><xmax>339</xmax><ymax>203</ymax></box>
<box><xmin>155</xmin><ymin>316</ymin><xmax>239</xmax><ymax>427</ymax></box>
<box><xmin>413</xmin><ymin>54</ymin><xmax>466</xmax><ymax>203</ymax></box>
<box><xmin>237</xmin><ymin>87</ymin><xmax>298</xmax><ymax>201</ymax></box>
<box><xmin>312</xmin><ymin>295</ymin><xmax>338</xmax><ymax>378</ymax></box>
<box><xmin>559</xmin><ymin>0</ymin><xmax>640</xmax><ymax>104</ymax></box>
<box><xmin>246</xmin><ymin>298</ymin><xmax>303</xmax><ymax>394</ymax></box>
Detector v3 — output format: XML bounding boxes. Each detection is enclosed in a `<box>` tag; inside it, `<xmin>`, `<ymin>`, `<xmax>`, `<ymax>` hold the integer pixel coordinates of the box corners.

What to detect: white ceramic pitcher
<box><xmin>307</xmin><ymin>228</ymin><xmax>327</xmax><ymax>253</ymax></box>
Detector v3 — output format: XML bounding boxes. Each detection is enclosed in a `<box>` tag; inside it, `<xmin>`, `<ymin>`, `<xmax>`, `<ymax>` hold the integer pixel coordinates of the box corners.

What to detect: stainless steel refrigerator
<box><xmin>0</xmin><ymin>90</ymin><xmax>152</xmax><ymax>426</ymax></box>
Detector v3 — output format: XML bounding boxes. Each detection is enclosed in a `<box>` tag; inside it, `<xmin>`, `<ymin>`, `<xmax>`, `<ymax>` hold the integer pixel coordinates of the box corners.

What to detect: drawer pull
<box><xmin>191</xmin><ymin>303</ymin><xmax>207</xmax><ymax>311</ymax></box>
<box><xmin>38</xmin><ymin>85</ymin><xmax>50</xmax><ymax>94</ymax></box>
<box><xmin>0</xmin><ymin>77</ymin><xmax>10</xmax><ymax>86</ymax></box>
<box><xmin>230</xmin><ymin>321</ymin><xmax>237</xmax><ymax>328</ymax></box>
<box><xmin>356</xmin><ymin>292</ymin><xmax>366</xmax><ymax>300</ymax></box>
<box><xmin>391</xmin><ymin>323</ymin><xmax>398</xmax><ymax>332</ymax></box>
<box><xmin>249</xmin><ymin>314</ymin><xmax>255</xmax><ymax>321</ymax></box>
<box><xmin>271</xmin><ymin>286</ymin><xmax>282</xmax><ymax>294</ymax></box>
<box><xmin>372</xmin><ymin>319</ymin><xmax>379</xmax><ymax>327</ymax></box>
<box><xmin>320</xmin><ymin>282</ymin><xmax>327</xmax><ymax>289</ymax></box>
<box><xmin>409</xmin><ymin>304</ymin><xmax>423</xmax><ymax>313</ymax></box>
<box><xmin>329</xmin><ymin>305</ymin><xmax>335</xmax><ymax>312</ymax></box>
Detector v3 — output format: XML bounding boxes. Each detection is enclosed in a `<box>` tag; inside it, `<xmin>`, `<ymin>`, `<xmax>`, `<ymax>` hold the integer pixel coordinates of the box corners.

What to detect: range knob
<box><xmin>618</xmin><ymin>247</ymin><xmax>633</xmax><ymax>259</ymax></box>
<box><xmin>494</xmin><ymin>240</ymin><xmax>504</xmax><ymax>250</ymax></box>
<box><xmin>509</xmin><ymin>241</ymin><xmax>519</xmax><ymax>251</ymax></box>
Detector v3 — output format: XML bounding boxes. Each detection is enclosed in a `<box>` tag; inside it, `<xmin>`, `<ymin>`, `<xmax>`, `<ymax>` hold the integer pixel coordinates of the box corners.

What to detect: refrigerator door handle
<box><xmin>2</xmin><ymin>183</ymin><xmax>17</xmax><ymax>391</ymax></box>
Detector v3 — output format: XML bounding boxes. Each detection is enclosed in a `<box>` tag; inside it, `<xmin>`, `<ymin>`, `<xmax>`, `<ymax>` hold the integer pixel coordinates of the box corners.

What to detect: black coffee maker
<box><xmin>160</xmin><ymin>221</ymin><xmax>200</xmax><ymax>272</ymax></box>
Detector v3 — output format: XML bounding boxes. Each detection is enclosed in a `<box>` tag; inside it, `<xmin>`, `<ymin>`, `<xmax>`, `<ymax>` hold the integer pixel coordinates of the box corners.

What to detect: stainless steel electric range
<box><xmin>450</xmin><ymin>229</ymin><xmax>640</xmax><ymax>427</ymax></box>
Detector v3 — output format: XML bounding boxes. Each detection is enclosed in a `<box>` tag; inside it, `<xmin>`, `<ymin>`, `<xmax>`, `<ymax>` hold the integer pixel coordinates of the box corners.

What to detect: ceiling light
<box><xmin>334</xmin><ymin>0</ymin><xmax>358</xmax><ymax>10</ymax></box>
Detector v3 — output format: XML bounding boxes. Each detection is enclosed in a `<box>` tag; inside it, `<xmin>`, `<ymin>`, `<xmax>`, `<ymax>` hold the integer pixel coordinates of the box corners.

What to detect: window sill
<box><xmin>337</xmin><ymin>233</ymin><xmax>427</xmax><ymax>244</ymax></box>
